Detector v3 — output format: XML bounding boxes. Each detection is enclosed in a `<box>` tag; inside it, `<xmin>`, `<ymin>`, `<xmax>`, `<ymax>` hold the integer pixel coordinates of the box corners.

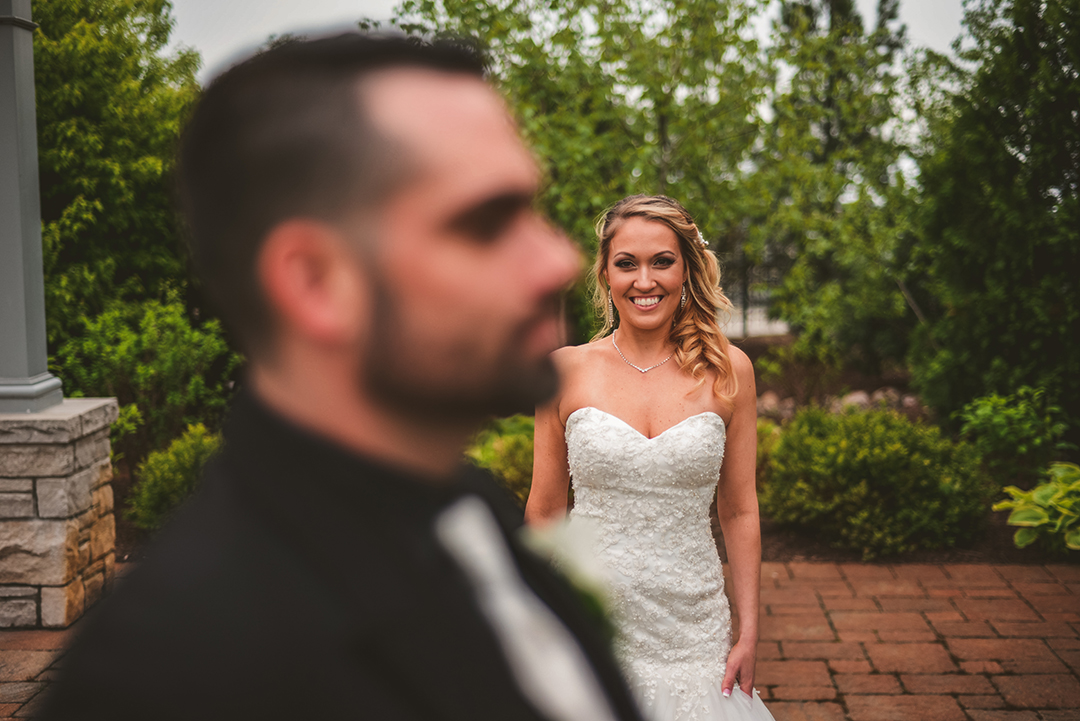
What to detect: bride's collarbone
<box><xmin>562</xmin><ymin>355</ymin><xmax>726</xmax><ymax>430</ymax></box>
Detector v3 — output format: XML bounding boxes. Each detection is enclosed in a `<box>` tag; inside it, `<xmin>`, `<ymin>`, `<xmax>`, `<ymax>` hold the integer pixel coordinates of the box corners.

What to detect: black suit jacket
<box><xmin>41</xmin><ymin>392</ymin><xmax>644</xmax><ymax>721</ymax></box>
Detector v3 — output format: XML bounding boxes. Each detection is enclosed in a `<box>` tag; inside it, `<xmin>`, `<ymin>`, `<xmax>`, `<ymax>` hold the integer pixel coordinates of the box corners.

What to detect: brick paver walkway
<box><xmin>0</xmin><ymin>626</ymin><xmax>70</xmax><ymax>719</ymax></box>
<box><xmin>1</xmin><ymin>562</ymin><xmax>1077</xmax><ymax>719</ymax></box>
<box><xmin>753</xmin><ymin>562</ymin><xmax>1080</xmax><ymax>721</ymax></box>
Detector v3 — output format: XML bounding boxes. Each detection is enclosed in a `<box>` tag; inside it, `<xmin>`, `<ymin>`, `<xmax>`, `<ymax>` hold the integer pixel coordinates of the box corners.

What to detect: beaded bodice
<box><xmin>566</xmin><ymin>406</ymin><xmax>732</xmax><ymax>719</ymax></box>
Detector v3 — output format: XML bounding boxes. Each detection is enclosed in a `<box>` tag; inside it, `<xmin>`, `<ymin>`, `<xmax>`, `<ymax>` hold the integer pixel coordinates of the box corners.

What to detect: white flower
<box><xmin>519</xmin><ymin>518</ymin><xmax>614</xmax><ymax>634</ymax></box>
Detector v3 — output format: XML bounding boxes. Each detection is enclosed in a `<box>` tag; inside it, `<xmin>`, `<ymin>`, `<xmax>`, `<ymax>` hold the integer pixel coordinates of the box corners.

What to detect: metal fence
<box><xmin>718</xmin><ymin>251</ymin><xmax>789</xmax><ymax>339</ymax></box>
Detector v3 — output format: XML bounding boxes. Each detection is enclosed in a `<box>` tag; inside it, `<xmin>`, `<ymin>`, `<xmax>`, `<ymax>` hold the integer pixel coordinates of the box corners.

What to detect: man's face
<box><xmin>351</xmin><ymin>69</ymin><xmax>580</xmax><ymax>420</ymax></box>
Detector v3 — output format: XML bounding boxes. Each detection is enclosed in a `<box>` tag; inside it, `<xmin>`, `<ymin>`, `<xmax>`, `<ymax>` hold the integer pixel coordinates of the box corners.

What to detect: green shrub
<box><xmin>127</xmin><ymin>424</ymin><xmax>222</xmax><ymax>531</ymax></box>
<box><xmin>465</xmin><ymin>415</ymin><xmax>535</xmax><ymax>508</ymax></box>
<box><xmin>955</xmin><ymin>386</ymin><xmax>1073</xmax><ymax>487</ymax></box>
<box><xmin>993</xmin><ymin>462</ymin><xmax>1080</xmax><ymax>555</ymax></box>
<box><xmin>53</xmin><ymin>298</ymin><xmax>241</xmax><ymax>472</ymax></box>
<box><xmin>761</xmin><ymin>406</ymin><xmax>994</xmax><ymax>559</ymax></box>
<box><xmin>756</xmin><ymin>418</ymin><xmax>781</xmax><ymax>488</ymax></box>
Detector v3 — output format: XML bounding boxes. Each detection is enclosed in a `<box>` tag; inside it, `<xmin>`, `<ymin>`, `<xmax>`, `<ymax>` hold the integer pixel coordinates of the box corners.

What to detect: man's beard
<box><xmin>362</xmin><ymin>275</ymin><xmax>561</xmax><ymax>423</ymax></box>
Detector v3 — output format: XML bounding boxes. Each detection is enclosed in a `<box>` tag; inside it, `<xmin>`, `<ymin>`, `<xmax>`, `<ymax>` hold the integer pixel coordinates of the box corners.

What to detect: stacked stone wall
<box><xmin>0</xmin><ymin>398</ymin><xmax>119</xmax><ymax>627</ymax></box>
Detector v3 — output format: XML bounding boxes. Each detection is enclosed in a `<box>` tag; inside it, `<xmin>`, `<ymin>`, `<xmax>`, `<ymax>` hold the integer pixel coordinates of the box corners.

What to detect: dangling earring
<box><xmin>608</xmin><ymin>291</ymin><xmax>615</xmax><ymax>326</ymax></box>
<box><xmin>680</xmin><ymin>285</ymin><xmax>687</xmax><ymax>309</ymax></box>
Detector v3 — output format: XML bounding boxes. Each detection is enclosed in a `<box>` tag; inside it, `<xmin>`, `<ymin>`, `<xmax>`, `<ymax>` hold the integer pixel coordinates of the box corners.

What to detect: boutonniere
<box><xmin>518</xmin><ymin>518</ymin><xmax>617</xmax><ymax>645</ymax></box>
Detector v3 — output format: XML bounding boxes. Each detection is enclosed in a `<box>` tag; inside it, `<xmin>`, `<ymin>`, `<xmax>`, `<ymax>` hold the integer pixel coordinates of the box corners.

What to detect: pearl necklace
<box><xmin>611</xmin><ymin>332</ymin><xmax>675</xmax><ymax>374</ymax></box>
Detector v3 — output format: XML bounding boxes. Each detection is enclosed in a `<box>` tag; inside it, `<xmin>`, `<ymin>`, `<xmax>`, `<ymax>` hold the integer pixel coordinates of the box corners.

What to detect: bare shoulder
<box><xmin>547</xmin><ymin>342</ymin><xmax>591</xmax><ymax>396</ymax></box>
<box><xmin>726</xmin><ymin>343</ymin><xmax>757</xmax><ymax>402</ymax></box>
<box><xmin>550</xmin><ymin>339</ymin><xmax>608</xmax><ymax>373</ymax></box>
<box><xmin>548</xmin><ymin>340</ymin><xmax>609</xmax><ymax>418</ymax></box>
<box><xmin>727</xmin><ymin>344</ymin><xmax>754</xmax><ymax>378</ymax></box>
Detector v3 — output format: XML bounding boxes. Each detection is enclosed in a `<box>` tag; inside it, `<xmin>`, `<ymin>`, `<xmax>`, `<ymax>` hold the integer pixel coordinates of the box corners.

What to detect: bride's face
<box><xmin>605</xmin><ymin>216</ymin><xmax>686</xmax><ymax>332</ymax></box>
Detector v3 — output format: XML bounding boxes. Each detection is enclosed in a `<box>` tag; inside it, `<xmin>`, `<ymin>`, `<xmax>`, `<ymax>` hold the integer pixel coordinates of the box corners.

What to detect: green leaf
<box><xmin>1049</xmin><ymin>463</ymin><xmax>1080</xmax><ymax>485</ymax></box>
<box><xmin>1007</xmin><ymin>507</ymin><xmax>1050</xmax><ymax>527</ymax></box>
<box><xmin>1066</xmin><ymin>529</ymin><xmax>1080</xmax><ymax>552</ymax></box>
<box><xmin>1013</xmin><ymin>527</ymin><xmax>1039</xmax><ymax>548</ymax></box>
<box><xmin>1032</xmin><ymin>484</ymin><xmax>1058</xmax><ymax>507</ymax></box>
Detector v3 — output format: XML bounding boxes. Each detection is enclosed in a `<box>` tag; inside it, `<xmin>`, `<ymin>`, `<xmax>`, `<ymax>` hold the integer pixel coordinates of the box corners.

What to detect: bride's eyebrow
<box><xmin>612</xmin><ymin>250</ymin><xmax>676</xmax><ymax>261</ymax></box>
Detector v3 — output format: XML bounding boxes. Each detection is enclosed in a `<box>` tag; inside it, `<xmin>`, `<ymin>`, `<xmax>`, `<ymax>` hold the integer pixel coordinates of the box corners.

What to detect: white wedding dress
<box><xmin>565</xmin><ymin>406</ymin><xmax>774</xmax><ymax>721</ymax></box>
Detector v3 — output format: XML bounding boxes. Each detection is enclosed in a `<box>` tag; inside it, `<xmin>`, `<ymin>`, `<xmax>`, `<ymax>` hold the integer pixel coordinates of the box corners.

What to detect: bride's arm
<box><xmin>525</xmin><ymin>347</ymin><xmax>575</xmax><ymax>525</ymax></box>
<box><xmin>716</xmin><ymin>347</ymin><xmax>761</xmax><ymax>696</ymax></box>
<box><xmin>525</xmin><ymin>394</ymin><xmax>571</xmax><ymax>525</ymax></box>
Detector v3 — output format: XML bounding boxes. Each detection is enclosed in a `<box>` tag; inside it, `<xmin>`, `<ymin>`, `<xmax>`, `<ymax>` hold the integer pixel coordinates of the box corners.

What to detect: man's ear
<box><xmin>257</xmin><ymin>219</ymin><xmax>368</xmax><ymax>345</ymax></box>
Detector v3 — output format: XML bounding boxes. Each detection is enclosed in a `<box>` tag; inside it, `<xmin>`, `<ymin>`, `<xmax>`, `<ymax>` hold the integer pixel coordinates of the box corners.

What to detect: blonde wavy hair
<box><xmin>591</xmin><ymin>195</ymin><xmax>737</xmax><ymax>405</ymax></box>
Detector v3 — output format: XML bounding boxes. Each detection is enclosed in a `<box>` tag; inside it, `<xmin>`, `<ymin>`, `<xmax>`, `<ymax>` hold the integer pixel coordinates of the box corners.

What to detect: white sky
<box><xmin>168</xmin><ymin>0</ymin><xmax>966</xmax><ymax>82</ymax></box>
<box><xmin>168</xmin><ymin>0</ymin><xmax>397</xmax><ymax>79</ymax></box>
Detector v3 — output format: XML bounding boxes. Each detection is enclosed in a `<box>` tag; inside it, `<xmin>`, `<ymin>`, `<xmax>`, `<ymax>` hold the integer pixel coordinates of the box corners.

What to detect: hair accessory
<box><xmin>696</xmin><ymin>230</ymin><xmax>708</xmax><ymax>249</ymax></box>
<box><xmin>680</xmin><ymin>285</ymin><xmax>687</xmax><ymax>308</ymax></box>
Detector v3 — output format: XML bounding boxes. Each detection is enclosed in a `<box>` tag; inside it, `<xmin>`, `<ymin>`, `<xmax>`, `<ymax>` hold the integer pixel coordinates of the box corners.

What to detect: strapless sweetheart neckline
<box><xmin>566</xmin><ymin>406</ymin><xmax>725</xmax><ymax>441</ymax></box>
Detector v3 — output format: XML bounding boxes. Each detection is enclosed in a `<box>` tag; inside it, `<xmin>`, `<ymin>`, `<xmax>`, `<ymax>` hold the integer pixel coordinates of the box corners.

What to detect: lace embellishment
<box><xmin>567</xmin><ymin>407</ymin><xmax>769</xmax><ymax>721</ymax></box>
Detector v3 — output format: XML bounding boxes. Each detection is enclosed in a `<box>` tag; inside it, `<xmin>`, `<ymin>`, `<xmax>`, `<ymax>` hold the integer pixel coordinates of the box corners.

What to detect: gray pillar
<box><xmin>0</xmin><ymin>0</ymin><xmax>62</xmax><ymax>413</ymax></box>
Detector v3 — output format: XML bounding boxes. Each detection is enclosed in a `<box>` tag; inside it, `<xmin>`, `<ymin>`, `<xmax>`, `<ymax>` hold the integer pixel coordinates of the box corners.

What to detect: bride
<box><xmin>526</xmin><ymin>195</ymin><xmax>772</xmax><ymax>721</ymax></box>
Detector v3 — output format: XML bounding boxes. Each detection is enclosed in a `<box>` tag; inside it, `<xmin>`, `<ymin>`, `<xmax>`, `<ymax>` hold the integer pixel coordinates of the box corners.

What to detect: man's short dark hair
<box><xmin>177</xmin><ymin>33</ymin><xmax>486</xmax><ymax>355</ymax></box>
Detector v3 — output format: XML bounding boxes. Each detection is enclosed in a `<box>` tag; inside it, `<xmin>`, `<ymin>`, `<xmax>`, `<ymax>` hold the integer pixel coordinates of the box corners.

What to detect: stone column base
<box><xmin>0</xmin><ymin>398</ymin><xmax>119</xmax><ymax>627</ymax></box>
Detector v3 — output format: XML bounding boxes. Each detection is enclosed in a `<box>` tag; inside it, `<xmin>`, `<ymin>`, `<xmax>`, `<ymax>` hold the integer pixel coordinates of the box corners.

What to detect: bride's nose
<box><xmin>633</xmin><ymin>267</ymin><xmax>656</xmax><ymax>291</ymax></box>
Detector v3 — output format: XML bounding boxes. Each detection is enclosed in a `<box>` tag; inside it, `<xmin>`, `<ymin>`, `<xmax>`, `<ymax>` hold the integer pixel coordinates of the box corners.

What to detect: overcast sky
<box><xmin>167</xmin><ymin>0</ymin><xmax>966</xmax><ymax>82</ymax></box>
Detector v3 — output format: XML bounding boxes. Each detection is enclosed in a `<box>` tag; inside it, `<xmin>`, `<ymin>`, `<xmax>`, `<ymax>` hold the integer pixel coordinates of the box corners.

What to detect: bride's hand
<box><xmin>722</xmin><ymin>639</ymin><xmax>757</xmax><ymax>697</ymax></box>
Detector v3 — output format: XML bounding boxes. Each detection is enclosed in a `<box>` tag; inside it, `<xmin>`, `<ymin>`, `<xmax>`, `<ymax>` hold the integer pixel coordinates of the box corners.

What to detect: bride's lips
<box><xmin>628</xmin><ymin>295</ymin><xmax>664</xmax><ymax>310</ymax></box>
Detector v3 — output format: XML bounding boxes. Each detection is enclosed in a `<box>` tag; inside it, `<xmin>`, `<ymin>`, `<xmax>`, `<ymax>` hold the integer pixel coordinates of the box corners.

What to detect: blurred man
<box><xmin>42</xmin><ymin>33</ymin><xmax>644</xmax><ymax>721</ymax></box>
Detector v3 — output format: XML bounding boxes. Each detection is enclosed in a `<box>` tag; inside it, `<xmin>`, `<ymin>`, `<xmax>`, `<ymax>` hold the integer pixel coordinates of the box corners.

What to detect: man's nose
<box><xmin>533</xmin><ymin>220</ymin><xmax>582</xmax><ymax>292</ymax></box>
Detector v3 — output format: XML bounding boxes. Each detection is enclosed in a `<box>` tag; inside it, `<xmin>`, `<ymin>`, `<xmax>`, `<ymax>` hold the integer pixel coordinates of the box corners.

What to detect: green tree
<box><xmin>393</xmin><ymin>0</ymin><xmax>770</xmax><ymax>339</ymax></box>
<box><xmin>746</xmin><ymin>0</ymin><xmax>916</xmax><ymax>371</ymax></box>
<box><xmin>909</xmin><ymin>0</ymin><xmax>1080</xmax><ymax>431</ymax></box>
<box><xmin>33</xmin><ymin>0</ymin><xmax>200</xmax><ymax>349</ymax></box>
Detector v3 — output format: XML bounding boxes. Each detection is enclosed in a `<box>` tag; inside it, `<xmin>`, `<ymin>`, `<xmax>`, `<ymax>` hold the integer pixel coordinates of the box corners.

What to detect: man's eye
<box><xmin>467</xmin><ymin>215</ymin><xmax>510</xmax><ymax>241</ymax></box>
<box><xmin>448</xmin><ymin>195</ymin><xmax>530</xmax><ymax>244</ymax></box>
<box><xmin>455</xmin><ymin>210</ymin><xmax>514</xmax><ymax>242</ymax></box>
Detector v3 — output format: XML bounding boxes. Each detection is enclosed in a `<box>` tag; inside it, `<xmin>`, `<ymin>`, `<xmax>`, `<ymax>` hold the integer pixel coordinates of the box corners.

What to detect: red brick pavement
<box><xmin>756</xmin><ymin>563</ymin><xmax>1080</xmax><ymax>721</ymax></box>
<box><xmin>1</xmin><ymin>562</ymin><xmax>1077</xmax><ymax>719</ymax></box>
<box><xmin>0</xmin><ymin>628</ymin><xmax>72</xmax><ymax>719</ymax></box>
